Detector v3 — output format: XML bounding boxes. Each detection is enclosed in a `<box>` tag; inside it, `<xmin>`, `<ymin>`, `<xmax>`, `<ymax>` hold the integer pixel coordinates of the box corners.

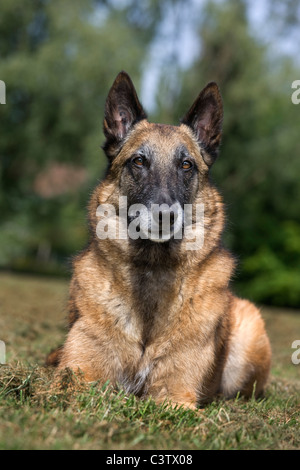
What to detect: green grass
<box><xmin>0</xmin><ymin>272</ymin><xmax>299</xmax><ymax>450</ymax></box>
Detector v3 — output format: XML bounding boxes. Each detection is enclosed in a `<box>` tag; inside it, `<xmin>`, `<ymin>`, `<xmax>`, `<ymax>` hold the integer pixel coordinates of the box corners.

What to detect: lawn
<box><xmin>0</xmin><ymin>272</ymin><xmax>299</xmax><ymax>450</ymax></box>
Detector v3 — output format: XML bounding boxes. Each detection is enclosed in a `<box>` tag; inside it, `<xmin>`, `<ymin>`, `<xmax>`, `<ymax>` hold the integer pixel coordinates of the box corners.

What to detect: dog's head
<box><xmin>102</xmin><ymin>71</ymin><xmax>223</xmax><ymax>243</ymax></box>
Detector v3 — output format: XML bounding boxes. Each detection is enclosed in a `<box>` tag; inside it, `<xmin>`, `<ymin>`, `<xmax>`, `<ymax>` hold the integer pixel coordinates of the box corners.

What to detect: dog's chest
<box><xmin>101</xmin><ymin>269</ymin><xmax>184</xmax><ymax>394</ymax></box>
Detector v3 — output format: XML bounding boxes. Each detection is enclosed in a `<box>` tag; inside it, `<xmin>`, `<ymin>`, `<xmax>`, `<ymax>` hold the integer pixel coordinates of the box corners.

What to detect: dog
<box><xmin>46</xmin><ymin>71</ymin><xmax>271</xmax><ymax>408</ymax></box>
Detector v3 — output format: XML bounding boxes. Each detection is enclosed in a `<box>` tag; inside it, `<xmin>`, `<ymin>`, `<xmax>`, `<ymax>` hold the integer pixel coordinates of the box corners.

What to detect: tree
<box><xmin>156</xmin><ymin>0</ymin><xmax>300</xmax><ymax>306</ymax></box>
<box><xmin>0</xmin><ymin>0</ymin><xmax>158</xmax><ymax>273</ymax></box>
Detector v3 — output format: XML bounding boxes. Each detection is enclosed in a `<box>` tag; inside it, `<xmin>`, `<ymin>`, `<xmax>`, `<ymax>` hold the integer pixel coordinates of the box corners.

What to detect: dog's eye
<box><xmin>182</xmin><ymin>160</ymin><xmax>193</xmax><ymax>170</ymax></box>
<box><xmin>132</xmin><ymin>156</ymin><xmax>144</xmax><ymax>167</ymax></box>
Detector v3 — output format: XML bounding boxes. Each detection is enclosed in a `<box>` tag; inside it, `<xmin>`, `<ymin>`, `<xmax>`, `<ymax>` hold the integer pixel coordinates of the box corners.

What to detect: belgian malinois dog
<box><xmin>47</xmin><ymin>71</ymin><xmax>271</xmax><ymax>408</ymax></box>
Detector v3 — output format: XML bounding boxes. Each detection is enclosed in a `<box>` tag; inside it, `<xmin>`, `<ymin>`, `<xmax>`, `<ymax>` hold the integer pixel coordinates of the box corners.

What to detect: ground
<box><xmin>0</xmin><ymin>272</ymin><xmax>299</xmax><ymax>450</ymax></box>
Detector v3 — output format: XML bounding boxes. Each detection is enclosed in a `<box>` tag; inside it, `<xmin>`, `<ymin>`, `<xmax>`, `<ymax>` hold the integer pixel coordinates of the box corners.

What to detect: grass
<box><xmin>0</xmin><ymin>272</ymin><xmax>299</xmax><ymax>450</ymax></box>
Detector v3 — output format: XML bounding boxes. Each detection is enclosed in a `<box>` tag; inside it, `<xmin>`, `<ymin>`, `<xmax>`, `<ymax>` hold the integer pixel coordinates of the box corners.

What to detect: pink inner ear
<box><xmin>197</xmin><ymin>117</ymin><xmax>211</xmax><ymax>142</ymax></box>
<box><xmin>196</xmin><ymin>102</ymin><xmax>215</xmax><ymax>141</ymax></box>
<box><xmin>113</xmin><ymin>108</ymin><xmax>130</xmax><ymax>139</ymax></box>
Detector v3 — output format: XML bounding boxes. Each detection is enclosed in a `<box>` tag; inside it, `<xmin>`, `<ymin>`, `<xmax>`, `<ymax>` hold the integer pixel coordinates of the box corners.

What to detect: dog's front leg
<box><xmin>57</xmin><ymin>317</ymin><xmax>118</xmax><ymax>383</ymax></box>
<box><xmin>147</xmin><ymin>382</ymin><xmax>198</xmax><ymax>410</ymax></box>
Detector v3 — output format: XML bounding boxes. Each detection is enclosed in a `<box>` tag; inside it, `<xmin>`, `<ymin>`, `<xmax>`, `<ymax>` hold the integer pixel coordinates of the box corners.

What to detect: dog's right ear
<box><xmin>181</xmin><ymin>82</ymin><xmax>223</xmax><ymax>166</ymax></box>
<box><xmin>103</xmin><ymin>71</ymin><xmax>147</xmax><ymax>159</ymax></box>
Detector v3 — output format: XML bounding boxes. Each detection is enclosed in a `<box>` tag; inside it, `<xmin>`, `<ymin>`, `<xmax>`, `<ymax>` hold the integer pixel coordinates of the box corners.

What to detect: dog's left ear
<box><xmin>181</xmin><ymin>82</ymin><xmax>223</xmax><ymax>166</ymax></box>
<box><xmin>103</xmin><ymin>71</ymin><xmax>147</xmax><ymax>159</ymax></box>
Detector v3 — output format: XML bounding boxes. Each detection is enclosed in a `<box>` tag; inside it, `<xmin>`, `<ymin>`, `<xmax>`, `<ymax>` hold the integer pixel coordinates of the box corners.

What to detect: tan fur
<box><xmin>48</xmin><ymin>79</ymin><xmax>271</xmax><ymax>408</ymax></box>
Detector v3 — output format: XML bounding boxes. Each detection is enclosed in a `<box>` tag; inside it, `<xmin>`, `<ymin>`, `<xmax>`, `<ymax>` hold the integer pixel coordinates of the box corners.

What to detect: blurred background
<box><xmin>0</xmin><ymin>0</ymin><xmax>300</xmax><ymax>308</ymax></box>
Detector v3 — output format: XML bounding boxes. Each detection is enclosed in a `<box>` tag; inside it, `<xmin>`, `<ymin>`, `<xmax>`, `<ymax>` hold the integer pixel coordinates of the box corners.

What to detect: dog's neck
<box><xmin>128</xmin><ymin>258</ymin><xmax>181</xmax><ymax>346</ymax></box>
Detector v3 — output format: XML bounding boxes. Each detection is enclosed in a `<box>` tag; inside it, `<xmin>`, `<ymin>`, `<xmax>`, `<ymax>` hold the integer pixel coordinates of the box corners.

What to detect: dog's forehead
<box><xmin>121</xmin><ymin>121</ymin><xmax>201</xmax><ymax>161</ymax></box>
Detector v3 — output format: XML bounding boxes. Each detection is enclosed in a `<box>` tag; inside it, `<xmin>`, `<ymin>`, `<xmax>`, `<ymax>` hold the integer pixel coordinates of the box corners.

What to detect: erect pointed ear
<box><xmin>181</xmin><ymin>82</ymin><xmax>223</xmax><ymax>166</ymax></box>
<box><xmin>103</xmin><ymin>71</ymin><xmax>147</xmax><ymax>159</ymax></box>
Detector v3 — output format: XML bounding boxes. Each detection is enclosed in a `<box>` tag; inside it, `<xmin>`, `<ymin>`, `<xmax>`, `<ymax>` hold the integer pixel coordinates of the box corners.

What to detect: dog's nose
<box><xmin>152</xmin><ymin>205</ymin><xmax>178</xmax><ymax>230</ymax></box>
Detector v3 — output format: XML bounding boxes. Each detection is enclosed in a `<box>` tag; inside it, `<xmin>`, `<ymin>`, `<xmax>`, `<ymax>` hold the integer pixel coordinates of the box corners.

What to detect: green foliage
<box><xmin>157</xmin><ymin>0</ymin><xmax>300</xmax><ymax>307</ymax></box>
<box><xmin>0</xmin><ymin>0</ymin><xmax>300</xmax><ymax>306</ymax></box>
<box><xmin>0</xmin><ymin>0</ymin><xmax>154</xmax><ymax>273</ymax></box>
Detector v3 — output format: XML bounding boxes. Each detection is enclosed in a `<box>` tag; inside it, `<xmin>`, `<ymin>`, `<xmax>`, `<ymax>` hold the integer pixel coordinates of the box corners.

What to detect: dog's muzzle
<box><xmin>140</xmin><ymin>201</ymin><xmax>183</xmax><ymax>242</ymax></box>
